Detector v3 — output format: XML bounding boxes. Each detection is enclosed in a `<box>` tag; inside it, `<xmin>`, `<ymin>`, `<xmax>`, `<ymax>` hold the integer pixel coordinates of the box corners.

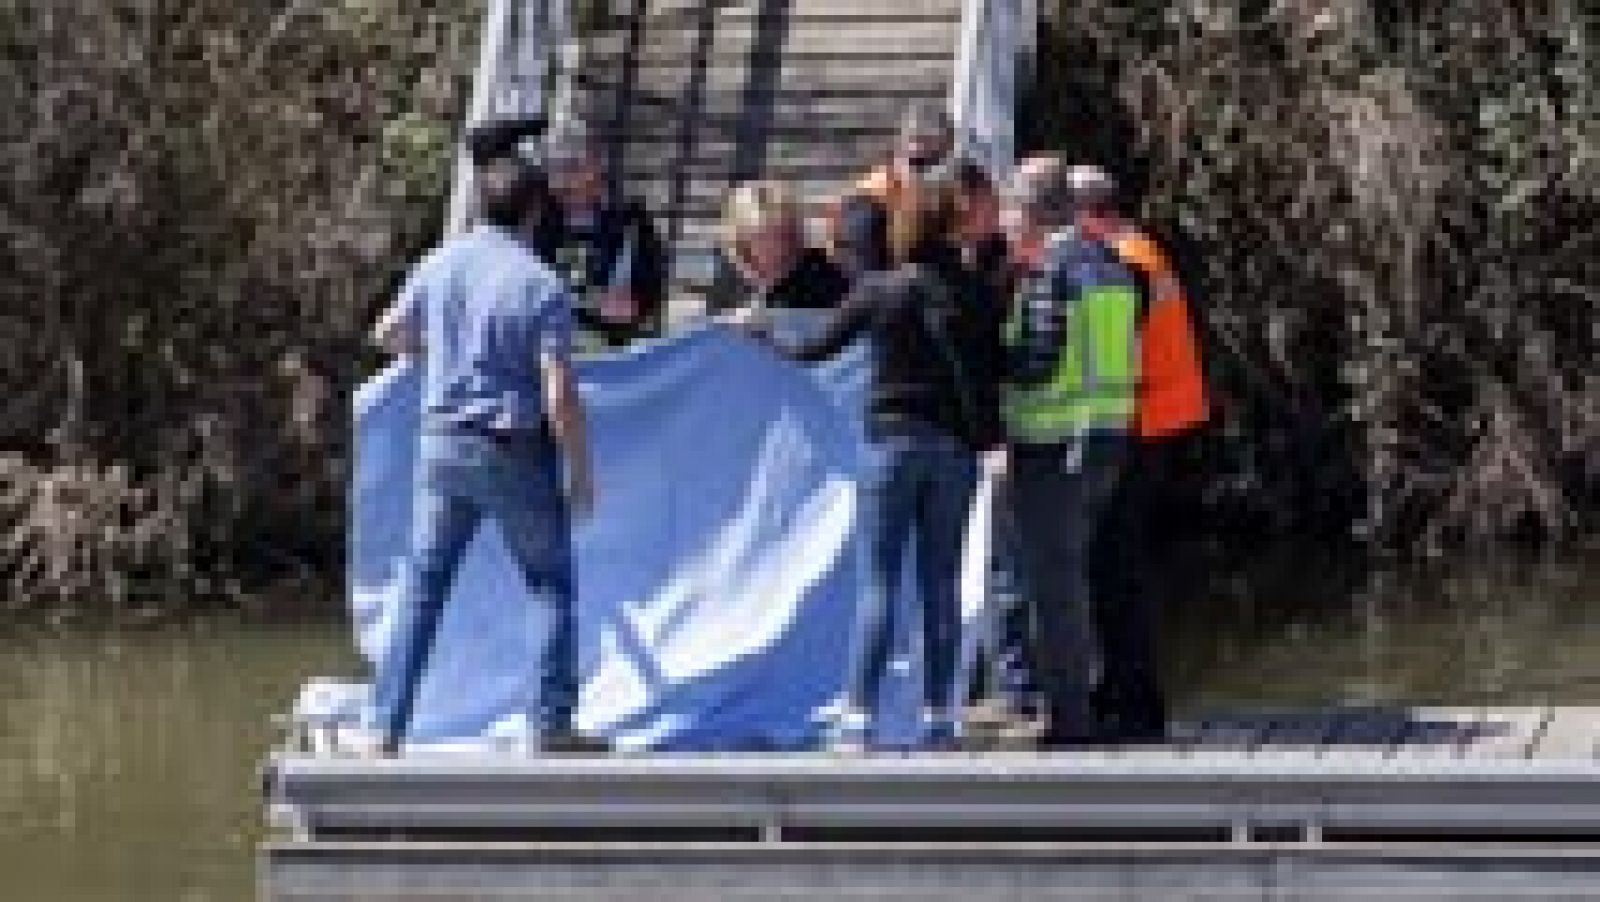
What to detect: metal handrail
<box><xmin>450</xmin><ymin>0</ymin><xmax>1033</xmax><ymax>229</ymax></box>
<box><xmin>445</xmin><ymin>0</ymin><xmax>575</xmax><ymax>236</ymax></box>
<box><xmin>951</xmin><ymin>0</ymin><xmax>1037</xmax><ymax>179</ymax></box>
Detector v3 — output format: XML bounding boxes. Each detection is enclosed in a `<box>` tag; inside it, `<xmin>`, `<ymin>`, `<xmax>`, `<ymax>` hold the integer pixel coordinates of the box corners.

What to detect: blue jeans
<box><xmin>375</xmin><ymin>430</ymin><xmax>575</xmax><ymax>746</ymax></box>
<box><xmin>847</xmin><ymin>424</ymin><xmax>977</xmax><ymax>729</ymax></box>
<box><xmin>1009</xmin><ymin>433</ymin><xmax>1129</xmax><ymax>742</ymax></box>
<box><xmin>982</xmin><ymin>485</ymin><xmax>1035</xmax><ymax>706</ymax></box>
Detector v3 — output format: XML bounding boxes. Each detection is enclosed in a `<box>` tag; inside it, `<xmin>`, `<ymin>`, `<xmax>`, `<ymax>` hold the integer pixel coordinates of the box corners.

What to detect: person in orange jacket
<box><xmin>855</xmin><ymin>118</ymin><xmax>1210</xmax><ymax>440</ymax></box>
<box><xmin>1114</xmin><ymin>233</ymin><xmax>1210</xmax><ymax>441</ymax></box>
<box><xmin>1069</xmin><ymin>165</ymin><xmax>1209</xmax><ymax>741</ymax></box>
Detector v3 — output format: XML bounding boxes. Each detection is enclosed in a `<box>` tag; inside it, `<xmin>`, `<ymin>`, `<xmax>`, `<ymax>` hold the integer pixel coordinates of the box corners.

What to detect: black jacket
<box><xmin>757</xmin><ymin>248</ymin><xmax>852</xmax><ymax>311</ymax></box>
<box><xmin>776</xmin><ymin>246</ymin><xmax>1004</xmax><ymax>449</ymax></box>
<box><xmin>957</xmin><ymin>235</ymin><xmax>1013</xmax><ymax>450</ymax></box>
<box><xmin>538</xmin><ymin>196</ymin><xmax>667</xmax><ymax>346</ymax></box>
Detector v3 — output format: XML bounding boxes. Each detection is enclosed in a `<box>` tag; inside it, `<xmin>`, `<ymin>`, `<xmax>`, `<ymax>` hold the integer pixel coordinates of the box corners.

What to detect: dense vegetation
<box><xmin>1035</xmin><ymin>0</ymin><xmax>1597</xmax><ymax>550</ymax></box>
<box><xmin>1</xmin><ymin>1</ymin><xmax>1593</xmax><ymax>615</ymax></box>
<box><xmin>1</xmin><ymin>1</ymin><xmax>480</xmax><ymax>613</ymax></box>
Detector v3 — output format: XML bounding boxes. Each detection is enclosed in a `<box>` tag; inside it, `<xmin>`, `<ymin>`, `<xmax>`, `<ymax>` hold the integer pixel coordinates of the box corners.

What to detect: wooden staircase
<box><xmin>564</xmin><ymin>0</ymin><xmax>968</xmax><ymax>317</ymax></box>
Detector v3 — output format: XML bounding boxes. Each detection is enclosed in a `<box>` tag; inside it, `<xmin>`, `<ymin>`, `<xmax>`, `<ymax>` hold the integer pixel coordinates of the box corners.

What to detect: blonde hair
<box><xmin>723</xmin><ymin>181</ymin><xmax>803</xmax><ymax>274</ymax></box>
<box><xmin>887</xmin><ymin>166</ymin><xmax>960</xmax><ymax>265</ymax></box>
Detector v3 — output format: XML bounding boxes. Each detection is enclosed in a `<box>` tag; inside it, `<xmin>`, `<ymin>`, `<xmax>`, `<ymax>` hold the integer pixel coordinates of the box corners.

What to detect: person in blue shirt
<box><xmin>369</xmin><ymin>116</ymin><xmax>598</xmax><ymax>755</ymax></box>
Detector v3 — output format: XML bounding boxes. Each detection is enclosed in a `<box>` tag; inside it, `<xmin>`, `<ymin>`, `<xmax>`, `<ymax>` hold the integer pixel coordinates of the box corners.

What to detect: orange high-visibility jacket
<box><xmin>833</xmin><ymin>166</ymin><xmax>900</xmax><ymax>230</ymax></box>
<box><xmin>1110</xmin><ymin>230</ymin><xmax>1210</xmax><ymax>440</ymax></box>
<box><xmin>854</xmin><ymin>166</ymin><xmax>897</xmax><ymax>202</ymax></box>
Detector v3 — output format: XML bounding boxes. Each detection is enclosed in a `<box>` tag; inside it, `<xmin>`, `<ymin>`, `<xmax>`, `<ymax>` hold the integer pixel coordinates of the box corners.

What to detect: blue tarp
<box><xmin>350</xmin><ymin>323</ymin><xmax>992</xmax><ymax>750</ymax></box>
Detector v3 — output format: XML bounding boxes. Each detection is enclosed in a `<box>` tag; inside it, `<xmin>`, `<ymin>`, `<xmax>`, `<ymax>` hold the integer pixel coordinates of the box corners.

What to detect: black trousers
<box><xmin>1009</xmin><ymin>437</ymin><xmax>1126</xmax><ymax>742</ymax></box>
<box><xmin>1087</xmin><ymin>441</ymin><xmax>1169</xmax><ymax>739</ymax></box>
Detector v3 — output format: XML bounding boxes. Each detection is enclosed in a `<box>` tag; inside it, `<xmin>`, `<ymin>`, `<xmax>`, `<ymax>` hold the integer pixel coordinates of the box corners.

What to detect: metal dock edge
<box><xmin>263</xmin><ymin>746</ymin><xmax>1600</xmax><ymax>899</ymax></box>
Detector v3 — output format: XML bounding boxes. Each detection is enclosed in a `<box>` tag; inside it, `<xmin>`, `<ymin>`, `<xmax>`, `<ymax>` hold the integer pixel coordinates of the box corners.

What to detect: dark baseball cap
<box><xmin>464</xmin><ymin>115</ymin><xmax>550</xmax><ymax>168</ymax></box>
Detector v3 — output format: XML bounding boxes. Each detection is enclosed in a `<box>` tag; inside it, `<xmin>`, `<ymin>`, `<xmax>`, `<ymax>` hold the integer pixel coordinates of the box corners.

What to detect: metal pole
<box><xmin>446</xmin><ymin>0</ymin><xmax>520</xmax><ymax>237</ymax></box>
<box><xmin>951</xmin><ymin>0</ymin><xmax>1027</xmax><ymax>178</ymax></box>
<box><xmin>548</xmin><ymin>0</ymin><xmax>580</xmax><ymax>131</ymax></box>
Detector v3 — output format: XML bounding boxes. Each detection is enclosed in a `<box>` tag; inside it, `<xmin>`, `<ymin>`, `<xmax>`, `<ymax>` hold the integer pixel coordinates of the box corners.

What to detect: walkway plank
<box><xmin>1259</xmin><ymin>708</ymin><xmax>1343</xmax><ymax>751</ymax></box>
<box><xmin>267</xmin><ymin>703</ymin><xmax>1600</xmax><ymax>899</ymax></box>
<box><xmin>1172</xmin><ymin>710</ymin><xmax>1275</xmax><ymax>755</ymax></box>
<box><xmin>1532</xmin><ymin>706</ymin><xmax>1600</xmax><ymax>759</ymax></box>
<box><xmin>1317</xmin><ymin>706</ymin><xmax>1414</xmax><ymax>759</ymax></box>
<box><xmin>1385</xmin><ymin>706</ymin><xmax>1486</xmax><ymax>759</ymax></box>
<box><xmin>265</xmin><ymin>840</ymin><xmax>1600</xmax><ymax>901</ymax></box>
<box><xmin>1463</xmin><ymin>706</ymin><xmax>1551</xmax><ymax>759</ymax></box>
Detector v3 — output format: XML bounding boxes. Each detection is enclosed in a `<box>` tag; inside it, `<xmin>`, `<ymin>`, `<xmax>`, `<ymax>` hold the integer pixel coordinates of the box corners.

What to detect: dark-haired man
<box><xmin>539</xmin><ymin>121</ymin><xmax>667</xmax><ymax>349</ymax></box>
<box><xmin>370</xmin><ymin>116</ymin><xmax>597</xmax><ymax>755</ymax></box>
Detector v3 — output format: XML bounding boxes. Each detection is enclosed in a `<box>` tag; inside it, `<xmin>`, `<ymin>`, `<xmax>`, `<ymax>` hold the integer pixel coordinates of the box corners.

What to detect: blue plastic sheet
<box><xmin>351</xmin><ymin>323</ymin><xmax>974</xmax><ymax>750</ymax></box>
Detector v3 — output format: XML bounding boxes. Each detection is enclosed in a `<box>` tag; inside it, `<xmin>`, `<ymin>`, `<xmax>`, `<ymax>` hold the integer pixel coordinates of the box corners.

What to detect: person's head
<box><xmin>466</xmin><ymin>116</ymin><xmax>554</xmax><ymax>232</ymax></box>
<box><xmin>1000</xmin><ymin>154</ymin><xmax>1076</xmax><ymax>264</ymax></box>
<box><xmin>543</xmin><ymin>120</ymin><xmax>607</xmax><ymax>211</ymax></box>
<box><xmin>888</xmin><ymin>163</ymin><xmax>960</xmax><ymax>267</ymax></box>
<box><xmin>1061</xmin><ymin>164</ymin><xmax>1120</xmax><ymax>232</ymax></box>
<box><xmin>829</xmin><ymin>194</ymin><xmax>891</xmax><ymax>278</ymax></box>
<box><xmin>723</xmin><ymin>181</ymin><xmax>806</xmax><ymax>285</ymax></box>
<box><xmin>952</xmin><ymin>159</ymin><xmax>1000</xmax><ymax>247</ymax></box>
<box><xmin>895</xmin><ymin>102</ymin><xmax>955</xmax><ymax>177</ymax></box>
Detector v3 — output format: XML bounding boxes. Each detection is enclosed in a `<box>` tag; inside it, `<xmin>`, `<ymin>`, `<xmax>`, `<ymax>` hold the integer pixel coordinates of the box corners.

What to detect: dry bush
<box><xmin>0</xmin><ymin>1</ymin><xmax>479</xmax><ymax>615</ymax></box>
<box><xmin>1</xmin><ymin>0</ymin><xmax>1593</xmax><ymax>614</ymax></box>
<box><xmin>1036</xmin><ymin>0</ymin><xmax>1598</xmax><ymax>551</ymax></box>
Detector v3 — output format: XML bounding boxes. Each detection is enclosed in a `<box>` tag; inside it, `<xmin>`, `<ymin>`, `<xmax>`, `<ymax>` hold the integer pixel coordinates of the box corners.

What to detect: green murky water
<box><xmin>1</xmin><ymin>553</ymin><xmax>1595</xmax><ymax>900</ymax></box>
<box><xmin>0</xmin><ymin>622</ymin><xmax>354</xmax><ymax>901</ymax></box>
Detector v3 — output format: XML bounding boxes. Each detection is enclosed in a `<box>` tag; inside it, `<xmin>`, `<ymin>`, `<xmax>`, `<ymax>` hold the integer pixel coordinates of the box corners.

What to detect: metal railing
<box><xmin>445</xmin><ymin>0</ymin><xmax>576</xmax><ymax>236</ymax></box>
<box><xmin>951</xmin><ymin>0</ymin><xmax>1037</xmax><ymax>178</ymax></box>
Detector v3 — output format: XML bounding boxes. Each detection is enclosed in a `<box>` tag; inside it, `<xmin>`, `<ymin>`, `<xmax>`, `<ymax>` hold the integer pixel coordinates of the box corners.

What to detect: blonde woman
<box><xmin>719</xmin><ymin>181</ymin><xmax>849</xmax><ymax>314</ymax></box>
<box><xmin>736</xmin><ymin>170</ymin><xmax>992</xmax><ymax>751</ymax></box>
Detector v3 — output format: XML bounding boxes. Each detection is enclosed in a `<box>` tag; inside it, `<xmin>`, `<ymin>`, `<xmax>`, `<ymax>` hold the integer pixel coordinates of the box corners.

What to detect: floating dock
<box><xmin>263</xmin><ymin>704</ymin><xmax>1600</xmax><ymax>900</ymax></box>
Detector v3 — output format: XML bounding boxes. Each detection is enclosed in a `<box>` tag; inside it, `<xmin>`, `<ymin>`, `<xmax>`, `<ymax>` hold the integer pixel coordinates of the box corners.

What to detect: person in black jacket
<box><xmin>951</xmin><ymin>160</ymin><xmax>1037</xmax><ymax>724</ymax></box>
<box><xmin>540</xmin><ymin>122</ymin><xmax>668</xmax><ymax>348</ymax></box>
<box><xmin>735</xmin><ymin>177</ymin><xmax>988</xmax><ymax>750</ymax></box>
<box><xmin>950</xmin><ymin>160</ymin><xmax>1010</xmax><ymax>459</ymax></box>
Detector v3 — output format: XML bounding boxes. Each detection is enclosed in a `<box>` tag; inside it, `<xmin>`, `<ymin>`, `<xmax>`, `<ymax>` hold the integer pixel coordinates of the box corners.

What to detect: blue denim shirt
<box><xmin>393</xmin><ymin>224</ymin><xmax>574</xmax><ymax>434</ymax></box>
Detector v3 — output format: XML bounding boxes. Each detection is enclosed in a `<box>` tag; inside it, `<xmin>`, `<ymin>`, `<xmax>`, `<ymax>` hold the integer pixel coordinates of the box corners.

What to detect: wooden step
<box><xmin>572</xmin><ymin>84</ymin><xmax>948</xmax><ymax>134</ymax></box>
<box><xmin>582</xmin><ymin>17</ymin><xmax>961</xmax><ymax>61</ymax></box>
<box><xmin>599</xmin><ymin>0</ymin><xmax>963</xmax><ymax>20</ymax></box>
<box><xmin>592</xmin><ymin>117</ymin><xmax>911</xmax><ymax>148</ymax></box>
<box><xmin>623</xmin><ymin>182</ymin><xmax>863</xmax><ymax>224</ymax></box>
<box><xmin>698</xmin><ymin>1</ymin><xmax>963</xmax><ymax>21</ymax></box>
<box><xmin>567</xmin><ymin>54</ymin><xmax>954</xmax><ymax>94</ymax></box>
<box><xmin>582</xmin><ymin>91</ymin><xmax>944</xmax><ymax>135</ymax></box>
<box><xmin>612</xmin><ymin>147</ymin><xmax>893</xmax><ymax>184</ymax></box>
<box><xmin>623</xmin><ymin>1</ymin><xmax>965</xmax><ymax>27</ymax></box>
<box><xmin>607</xmin><ymin>129</ymin><xmax>898</xmax><ymax>166</ymax></box>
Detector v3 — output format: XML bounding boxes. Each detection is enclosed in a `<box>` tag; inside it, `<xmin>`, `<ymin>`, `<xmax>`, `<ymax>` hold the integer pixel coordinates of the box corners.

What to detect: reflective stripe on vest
<box><xmin>1004</xmin><ymin>278</ymin><xmax>1142</xmax><ymax>442</ymax></box>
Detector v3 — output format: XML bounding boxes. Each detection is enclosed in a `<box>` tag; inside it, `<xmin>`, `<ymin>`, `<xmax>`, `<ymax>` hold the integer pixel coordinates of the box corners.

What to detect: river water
<box><xmin>1</xmin><ymin>553</ymin><xmax>1595</xmax><ymax>900</ymax></box>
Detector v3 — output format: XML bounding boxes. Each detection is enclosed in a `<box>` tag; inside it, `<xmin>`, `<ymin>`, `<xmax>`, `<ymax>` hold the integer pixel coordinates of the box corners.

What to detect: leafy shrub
<box><xmin>1033</xmin><ymin>0</ymin><xmax>1597</xmax><ymax>550</ymax></box>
